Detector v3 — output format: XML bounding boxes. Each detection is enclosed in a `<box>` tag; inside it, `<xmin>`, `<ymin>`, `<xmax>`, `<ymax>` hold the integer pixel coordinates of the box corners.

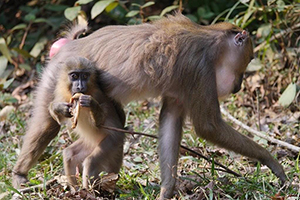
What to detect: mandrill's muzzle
<box><xmin>232</xmin><ymin>74</ymin><xmax>244</xmax><ymax>94</ymax></box>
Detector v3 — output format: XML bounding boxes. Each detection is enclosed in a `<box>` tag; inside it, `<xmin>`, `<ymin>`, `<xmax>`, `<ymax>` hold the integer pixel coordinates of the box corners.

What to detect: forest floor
<box><xmin>0</xmin><ymin>71</ymin><xmax>299</xmax><ymax>199</ymax></box>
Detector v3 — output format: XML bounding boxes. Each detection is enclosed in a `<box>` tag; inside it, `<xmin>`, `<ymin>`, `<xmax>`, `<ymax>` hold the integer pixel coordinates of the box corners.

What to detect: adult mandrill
<box><xmin>13</xmin><ymin>13</ymin><xmax>286</xmax><ymax>198</ymax></box>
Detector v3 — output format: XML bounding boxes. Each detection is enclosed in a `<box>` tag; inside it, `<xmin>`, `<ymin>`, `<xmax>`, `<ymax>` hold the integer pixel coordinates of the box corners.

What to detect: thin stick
<box><xmin>0</xmin><ymin>179</ymin><xmax>56</xmax><ymax>199</ymax></box>
<box><xmin>101</xmin><ymin>125</ymin><xmax>241</xmax><ymax>177</ymax></box>
<box><xmin>19</xmin><ymin>22</ymin><xmax>32</xmax><ymax>50</ymax></box>
<box><xmin>254</xmin><ymin>23</ymin><xmax>300</xmax><ymax>53</ymax></box>
<box><xmin>1</xmin><ymin>125</ymin><xmax>242</xmax><ymax>199</ymax></box>
<box><xmin>220</xmin><ymin>105</ymin><xmax>300</xmax><ymax>152</ymax></box>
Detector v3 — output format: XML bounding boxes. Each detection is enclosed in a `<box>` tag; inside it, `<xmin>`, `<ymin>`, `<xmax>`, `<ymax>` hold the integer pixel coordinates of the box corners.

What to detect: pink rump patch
<box><xmin>49</xmin><ymin>38</ymin><xmax>70</xmax><ymax>58</ymax></box>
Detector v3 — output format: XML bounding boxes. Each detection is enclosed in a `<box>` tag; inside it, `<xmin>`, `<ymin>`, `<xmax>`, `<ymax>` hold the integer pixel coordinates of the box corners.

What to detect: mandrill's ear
<box><xmin>234</xmin><ymin>30</ymin><xmax>248</xmax><ymax>46</ymax></box>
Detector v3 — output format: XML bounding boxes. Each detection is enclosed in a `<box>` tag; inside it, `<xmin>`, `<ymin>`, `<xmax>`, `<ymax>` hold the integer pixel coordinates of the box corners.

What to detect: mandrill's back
<box><xmin>55</xmin><ymin>13</ymin><xmax>242</xmax><ymax>104</ymax></box>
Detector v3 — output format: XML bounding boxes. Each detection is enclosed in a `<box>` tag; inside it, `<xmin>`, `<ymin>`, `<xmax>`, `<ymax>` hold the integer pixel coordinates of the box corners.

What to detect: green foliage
<box><xmin>91</xmin><ymin>0</ymin><xmax>116</xmax><ymax>19</ymax></box>
<box><xmin>0</xmin><ymin>0</ymin><xmax>67</xmax><ymax>98</ymax></box>
<box><xmin>279</xmin><ymin>83</ymin><xmax>297</xmax><ymax>107</ymax></box>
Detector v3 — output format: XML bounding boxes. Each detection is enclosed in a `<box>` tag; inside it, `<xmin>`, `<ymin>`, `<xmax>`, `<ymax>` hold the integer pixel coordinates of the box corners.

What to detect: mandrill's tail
<box><xmin>64</xmin><ymin>24</ymin><xmax>89</xmax><ymax>40</ymax></box>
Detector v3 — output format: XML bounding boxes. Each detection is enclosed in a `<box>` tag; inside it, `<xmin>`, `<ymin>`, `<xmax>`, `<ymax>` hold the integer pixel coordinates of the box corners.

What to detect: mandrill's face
<box><xmin>216</xmin><ymin>30</ymin><xmax>253</xmax><ymax>100</ymax></box>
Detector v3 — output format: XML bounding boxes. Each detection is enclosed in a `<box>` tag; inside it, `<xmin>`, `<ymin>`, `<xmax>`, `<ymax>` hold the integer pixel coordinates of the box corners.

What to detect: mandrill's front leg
<box><xmin>12</xmin><ymin>104</ymin><xmax>61</xmax><ymax>188</ymax></box>
<box><xmin>158</xmin><ymin>97</ymin><xmax>185</xmax><ymax>199</ymax></box>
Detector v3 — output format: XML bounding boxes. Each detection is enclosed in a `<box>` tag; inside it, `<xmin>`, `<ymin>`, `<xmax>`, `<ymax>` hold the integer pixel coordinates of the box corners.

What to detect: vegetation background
<box><xmin>0</xmin><ymin>0</ymin><xmax>299</xmax><ymax>199</ymax></box>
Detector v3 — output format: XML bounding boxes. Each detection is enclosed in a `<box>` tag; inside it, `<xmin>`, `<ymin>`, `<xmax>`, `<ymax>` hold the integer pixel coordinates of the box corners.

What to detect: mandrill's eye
<box><xmin>69</xmin><ymin>73</ymin><xmax>79</xmax><ymax>80</ymax></box>
<box><xmin>82</xmin><ymin>73</ymin><xmax>89</xmax><ymax>80</ymax></box>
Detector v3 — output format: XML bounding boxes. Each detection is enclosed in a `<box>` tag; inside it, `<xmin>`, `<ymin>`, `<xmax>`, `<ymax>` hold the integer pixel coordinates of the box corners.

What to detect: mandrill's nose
<box><xmin>75</xmin><ymin>80</ymin><xmax>87</xmax><ymax>94</ymax></box>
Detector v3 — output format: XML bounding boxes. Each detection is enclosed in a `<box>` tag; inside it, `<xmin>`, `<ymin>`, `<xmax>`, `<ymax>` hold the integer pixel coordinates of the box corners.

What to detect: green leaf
<box><xmin>11</xmin><ymin>24</ymin><xmax>27</xmax><ymax>31</ymax></box>
<box><xmin>131</xmin><ymin>3</ymin><xmax>141</xmax><ymax>8</ymax></box>
<box><xmin>107</xmin><ymin>4</ymin><xmax>127</xmax><ymax>20</ymax></box>
<box><xmin>24</xmin><ymin>13</ymin><xmax>36</xmax><ymax>22</ymax></box>
<box><xmin>30</xmin><ymin>37</ymin><xmax>48</xmax><ymax>58</ymax></box>
<box><xmin>160</xmin><ymin>5</ymin><xmax>179</xmax><ymax>17</ymax></box>
<box><xmin>141</xmin><ymin>1</ymin><xmax>155</xmax><ymax>9</ymax></box>
<box><xmin>147</xmin><ymin>15</ymin><xmax>161</xmax><ymax>21</ymax></box>
<box><xmin>33</xmin><ymin>18</ymin><xmax>50</xmax><ymax>24</ymax></box>
<box><xmin>0</xmin><ymin>65</ymin><xmax>14</xmax><ymax>82</ymax></box>
<box><xmin>12</xmin><ymin>48</ymin><xmax>33</xmax><ymax>58</ymax></box>
<box><xmin>133</xmin><ymin>156</ymin><xmax>143</xmax><ymax>163</ymax></box>
<box><xmin>246</xmin><ymin>58</ymin><xmax>262</xmax><ymax>72</ymax></box>
<box><xmin>197</xmin><ymin>7</ymin><xmax>214</xmax><ymax>19</ymax></box>
<box><xmin>257</xmin><ymin>24</ymin><xmax>271</xmax><ymax>38</ymax></box>
<box><xmin>19</xmin><ymin>63</ymin><xmax>31</xmax><ymax>71</ymax></box>
<box><xmin>185</xmin><ymin>14</ymin><xmax>198</xmax><ymax>22</ymax></box>
<box><xmin>64</xmin><ymin>6</ymin><xmax>81</xmax><ymax>21</ymax></box>
<box><xmin>4</xmin><ymin>96</ymin><xmax>18</xmax><ymax>104</ymax></box>
<box><xmin>0</xmin><ymin>37</ymin><xmax>13</xmax><ymax>63</ymax></box>
<box><xmin>278</xmin><ymin>83</ymin><xmax>297</xmax><ymax>107</ymax></box>
<box><xmin>3</xmin><ymin>78</ymin><xmax>14</xmax><ymax>89</ymax></box>
<box><xmin>126</xmin><ymin>10</ymin><xmax>140</xmax><ymax>18</ymax></box>
<box><xmin>197</xmin><ymin>7</ymin><xmax>206</xmax><ymax>17</ymax></box>
<box><xmin>127</xmin><ymin>18</ymin><xmax>142</xmax><ymax>25</ymax></box>
<box><xmin>0</xmin><ymin>56</ymin><xmax>8</xmax><ymax>77</ymax></box>
<box><xmin>276</xmin><ymin>0</ymin><xmax>285</xmax><ymax>12</ymax></box>
<box><xmin>1</xmin><ymin>181</ymin><xmax>23</xmax><ymax>196</ymax></box>
<box><xmin>76</xmin><ymin>0</ymin><xmax>93</xmax><ymax>4</ymax></box>
<box><xmin>105</xmin><ymin>2</ymin><xmax>118</xmax><ymax>12</ymax></box>
<box><xmin>91</xmin><ymin>0</ymin><xmax>115</xmax><ymax>19</ymax></box>
<box><xmin>35</xmin><ymin>18</ymin><xmax>56</xmax><ymax>28</ymax></box>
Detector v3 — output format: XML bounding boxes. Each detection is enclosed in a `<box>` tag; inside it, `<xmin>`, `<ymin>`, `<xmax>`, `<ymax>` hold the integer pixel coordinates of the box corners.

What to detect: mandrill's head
<box><xmin>56</xmin><ymin>57</ymin><xmax>98</xmax><ymax>99</ymax></box>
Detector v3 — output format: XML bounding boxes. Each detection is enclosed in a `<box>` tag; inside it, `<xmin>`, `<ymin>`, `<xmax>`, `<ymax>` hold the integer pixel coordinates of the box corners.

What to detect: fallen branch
<box><xmin>101</xmin><ymin>125</ymin><xmax>241</xmax><ymax>177</ymax></box>
<box><xmin>220</xmin><ymin>105</ymin><xmax>300</xmax><ymax>152</ymax></box>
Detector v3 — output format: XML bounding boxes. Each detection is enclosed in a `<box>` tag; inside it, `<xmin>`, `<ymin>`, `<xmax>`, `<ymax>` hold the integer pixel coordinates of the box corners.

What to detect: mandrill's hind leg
<box><xmin>82</xmin><ymin>132</ymin><xmax>125</xmax><ymax>189</ymax></box>
<box><xmin>190</xmin><ymin>96</ymin><xmax>287</xmax><ymax>184</ymax></box>
<box><xmin>63</xmin><ymin>139</ymin><xmax>94</xmax><ymax>186</ymax></box>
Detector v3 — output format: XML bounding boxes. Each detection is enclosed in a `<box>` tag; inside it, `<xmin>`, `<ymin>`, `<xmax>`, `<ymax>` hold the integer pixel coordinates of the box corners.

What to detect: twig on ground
<box><xmin>101</xmin><ymin>125</ymin><xmax>241</xmax><ymax>177</ymax></box>
<box><xmin>220</xmin><ymin>105</ymin><xmax>300</xmax><ymax>152</ymax></box>
<box><xmin>0</xmin><ymin>179</ymin><xmax>56</xmax><ymax>199</ymax></box>
<box><xmin>2</xmin><ymin>123</ymin><xmax>243</xmax><ymax>199</ymax></box>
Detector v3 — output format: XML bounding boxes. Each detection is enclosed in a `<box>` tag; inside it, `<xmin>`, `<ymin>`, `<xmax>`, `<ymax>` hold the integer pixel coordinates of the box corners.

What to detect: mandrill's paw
<box><xmin>78</xmin><ymin>94</ymin><xmax>92</xmax><ymax>107</ymax></box>
<box><xmin>70</xmin><ymin>93</ymin><xmax>93</xmax><ymax>108</ymax></box>
<box><xmin>12</xmin><ymin>172</ymin><xmax>29</xmax><ymax>188</ymax></box>
<box><xmin>278</xmin><ymin>171</ymin><xmax>288</xmax><ymax>187</ymax></box>
<box><xmin>158</xmin><ymin>187</ymin><xmax>174</xmax><ymax>200</ymax></box>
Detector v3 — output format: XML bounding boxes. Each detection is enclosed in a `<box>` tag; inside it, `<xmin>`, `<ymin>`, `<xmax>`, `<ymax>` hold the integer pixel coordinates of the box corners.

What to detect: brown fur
<box><xmin>52</xmin><ymin>57</ymin><xmax>125</xmax><ymax>188</ymax></box>
<box><xmin>13</xmin><ymin>57</ymin><xmax>125</xmax><ymax>190</ymax></box>
<box><xmin>13</xmin><ymin>13</ymin><xmax>286</xmax><ymax>198</ymax></box>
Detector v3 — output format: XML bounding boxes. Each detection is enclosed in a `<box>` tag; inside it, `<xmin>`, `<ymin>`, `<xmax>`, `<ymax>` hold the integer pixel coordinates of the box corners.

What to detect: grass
<box><xmin>1</xmin><ymin>0</ymin><xmax>299</xmax><ymax>198</ymax></box>
<box><xmin>0</xmin><ymin>97</ymin><xmax>299</xmax><ymax>199</ymax></box>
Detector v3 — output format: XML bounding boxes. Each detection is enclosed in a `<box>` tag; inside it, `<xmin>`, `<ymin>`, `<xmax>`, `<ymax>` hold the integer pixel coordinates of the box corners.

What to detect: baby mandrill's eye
<box><xmin>70</xmin><ymin>73</ymin><xmax>78</xmax><ymax>80</ymax></box>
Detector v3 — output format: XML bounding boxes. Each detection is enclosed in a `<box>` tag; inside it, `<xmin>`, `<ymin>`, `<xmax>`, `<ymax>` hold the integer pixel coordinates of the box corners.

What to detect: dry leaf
<box><xmin>69</xmin><ymin>93</ymin><xmax>83</xmax><ymax>129</ymax></box>
<box><xmin>100</xmin><ymin>173</ymin><xmax>119</xmax><ymax>193</ymax></box>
